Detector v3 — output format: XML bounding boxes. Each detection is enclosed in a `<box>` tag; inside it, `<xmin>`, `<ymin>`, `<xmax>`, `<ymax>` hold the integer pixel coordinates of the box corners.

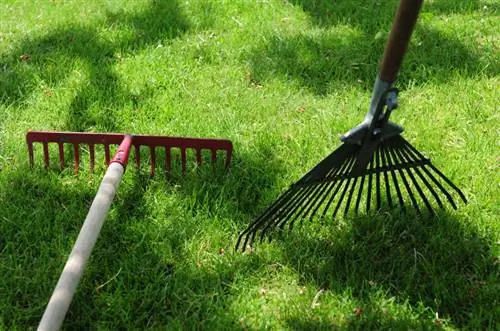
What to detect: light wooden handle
<box><xmin>37</xmin><ymin>162</ymin><xmax>125</xmax><ymax>331</ymax></box>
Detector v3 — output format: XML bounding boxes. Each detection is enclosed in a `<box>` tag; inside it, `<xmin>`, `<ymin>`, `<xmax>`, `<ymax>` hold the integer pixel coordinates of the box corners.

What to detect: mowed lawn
<box><xmin>0</xmin><ymin>0</ymin><xmax>498</xmax><ymax>329</ymax></box>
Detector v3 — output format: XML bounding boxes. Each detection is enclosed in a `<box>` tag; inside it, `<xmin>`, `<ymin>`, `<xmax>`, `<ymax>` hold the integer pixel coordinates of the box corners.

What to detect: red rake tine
<box><xmin>26</xmin><ymin>131</ymin><xmax>233</xmax><ymax>174</ymax></box>
<box><xmin>58</xmin><ymin>143</ymin><xmax>64</xmax><ymax>170</ymax></box>
<box><xmin>28</xmin><ymin>131</ymin><xmax>233</xmax><ymax>328</ymax></box>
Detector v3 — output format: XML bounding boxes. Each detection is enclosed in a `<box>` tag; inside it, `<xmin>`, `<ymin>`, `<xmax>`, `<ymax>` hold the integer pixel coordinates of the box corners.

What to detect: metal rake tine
<box><xmin>236</xmin><ymin>185</ymin><xmax>302</xmax><ymax>248</ymax></box>
<box><xmin>235</xmin><ymin>186</ymin><xmax>301</xmax><ymax>251</ymax></box>
<box><xmin>375</xmin><ymin>145</ymin><xmax>382</xmax><ymax>210</ymax></box>
<box><xmin>331</xmin><ymin>175</ymin><xmax>352</xmax><ymax>219</ymax></box>
<box><xmin>354</xmin><ymin>172</ymin><xmax>366</xmax><ymax>214</ymax></box>
<box><xmin>43</xmin><ymin>142</ymin><xmax>49</xmax><ymax>168</ymax></box>
<box><xmin>28</xmin><ymin>141</ymin><xmax>35</xmax><ymax>167</ymax></box>
<box><xmin>135</xmin><ymin>145</ymin><xmax>141</xmax><ymax>168</ymax></box>
<box><xmin>331</xmin><ymin>149</ymin><xmax>363</xmax><ymax>219</ymax></box>
<box><xmin>300</xmin><ymin>152</ymin><xmax>355</xmax><ymax>219</ymax></box>
<box><xmin>320</xmin><ymin>155</ymin><xmax>356</xmax><ymax>219</ymax></box>
<box><xmin>286</xmin><ymin>179</ymin><xmax>335</xmax><ymax>231</ymax></box>
<box><xmin>181</xmin><ymin>148</ymin><xmax>187</xmax><ymax>174</ymax></box>
<box><xmin>262</xmin><ymin>184</ymin><xmax>318</xmax><ymax>240</ymax></box>
<box><xmin>150</xmin><ymin>146</ymin><xmax>156</xmax><ymax>176</ymax></box>
<box><xmin>196</xmin><ymin>148</ymin><xmax>202</xmax><ymax>166</ymax></box>
<box><xmin>413</xmin><ymin>163</ymin><xmax>458</xmax><ymax>209</ymax></box>
<box><xmin>298</xmin><ymin>143</ymin><xmax>354</xmax><ymax>184</ymax></box>
<box><xmin>380</xmin><ymin>141</ymin><xmax>393</xmax><ymax>208</ymax></box>
<box><xmin>388</xmin><ymin>144</ymin><xmax>419</xmax><ymax>212</ymax></box>
<box><xmin>343</xmin><ymin>175</ymin><xmax>359</xmax><ymax>216</ymax></box>
<box><xmin>331</xmin><ymin>163</ymin><xmax>357</xmax><ymax>219</ymax></box>
<box><xmin>308</xmin><ymin>155</ymin><xmax>354</xmax><ymax>221</ymax></box>
<box><xmin>89</xmin><ymin>144</ymin><xmax>95</xmax><ymax>173</ymax></box>
<box><xmin>383</xmin><ymin>141</ymin><xmax>404</xmax><ymax>210</ymax></box>
<box><xmin>398</xmin><ymin>143</ymin><xmax>444</xmax><ymax>209</ymax></box>
<box><xmin>402</xmin><ymin>139</ymin><xmax>466</xmax><ymax>205</ymax></box>
<box><xmin>393</xmin><ymin>145</ymin><xmax>434</xmax><ymax>214</ymax></box>
<box><xmin>165</xmin><ymin>147</ymin><xmax>171</xmax><ymax>174</ymax></box>
<box><xmin>211</xmin><ymin>149</ymin><xmax>217</xmax><ymax>167</ymax></box>
<box><xmin>105</xmin><ymin>144</ymin><xmax>111</xmax><ymax>165</ymax></box>
<box><xmin>58</xmin><ymin>143</ymin><xmax>65</xmax><ymax>170</ymax></box>
<box><xmin>366</xmin><ymin>153</ymin><xmax>374</xmax><ymax>213</ymax></box>
<box><xmin>73</xmin><ymin>143</ymin><xmax>80</xmax><ymax>174</ymax></box>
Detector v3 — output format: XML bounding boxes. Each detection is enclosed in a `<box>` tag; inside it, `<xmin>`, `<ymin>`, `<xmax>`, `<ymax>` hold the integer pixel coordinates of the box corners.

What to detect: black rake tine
<box><xmin>393</xmin><ymin>145</ymin><xmax>434</xmax><ymax>214</ymax></box>
<box><xmin>320</xmin><ymin>155</ymin><xmax>357</xmax><ymax>219</ymax></box>
<box><xmin>375</xmin><ymin>145</ymin><xmax>382</xmax><ymax>210</ymax></box>
<box><xmin>398</xmin><ymin>143</ymin><xmax>445</xmax><ymax>210</ymax></box>
<box><xmin>298</xmin><ymin>143</ymin><xmax>355</xmax><ymax>184</ymax></box>
<box><xmin>271</xmin><ymin>184</ymin><xmax>320</xmax><ymax>234</ymax></box>
<box><xmin>254</xmin><ymin>186</ymin><xmax>308</xmax><ymax>238</ymax></box>
<box><xmin>235</xmin><ymin>148</ymin><xmax>356</xmax><ymax>251</ymax></box>
<box><xmin>329</xmin><ymin>154</ymin><xmax>359</xmax><ymax>219</ymax></box>
<box><xmin>283</xmin><ymin>146</ymin><xmax>356</xmax><ymax>228</ymax></box>
<box><xmin>383</xmin><ymin>141</ymin><xmax>404</xmax><ymax>210</ymax></box>
<box><xmin>343</xmin><ymin>175</ymin><xmax>359</xmax><ymax>216</ymax></box>
<box><xmin>288</xmin><ymin>173</ymin><xmax>339</xmax><ymax>229</ymax></box>
<box><xmin>388</xmin><ymin>144</ymin><xmax>419</xmax><ymax>212</ymax></box>
<box><xmin>301</xmin><ymin>180</ymin><xmax>337</xmax><ymax>221</ymax></box>
<box><xmin>419</xmin><ymin>164</ymin><xmax>458</xmax><ymax>209</ymax></box>
<box><xmin>401</xmin><ymin>139</ymin><xmax>467</xmax><ymax>204</ymax></box>
<box><xmin>235</xmin><ymin>186</ymin><xmax>299</xmax><ymax>251</ymax></box>
<box><xmin>332</xmin><ymin>172</ymin><xmax>354</xmax><ymax>219</ymax></box>
<box><xmin>331</xmin><ymin>153</ymin><xmax>360</xmax><ymax>219</ymax></box>
<box><xmin>354</xmin><ymin>172</ymin><xmax>366</xmax><ymax>214</ymax></box>
<box><xmin>366</xmin><ymin>153</ymin><xmax>374</xmax><ymax>213</ymax></box>
<box><xmin>380</xmin><ymin>141</ymin><xmax>393</xmax><ymax>208</ymax></box>
<box><xmin>289</xmin><ymin>160</ymin><xmax>348</xmax><ymax>225</ymax></box>
<box><xmin>401</xmin><ymin>140</ymin><xmax>464</xmax><ymax>207</ymax></box>
<box><xmin>297</xmin><ymin>153</ymin><xmax>356</xmax><ymax>224</ymax></box>
<box><xmin>260</xmin><ymin>184</ymin><xmax>320</xmax><ymax>242</ymax></box>
<box><xmin>307</xmin><ymin>156</ymin><xmax>353</xmax><ymax>222</ymax></box>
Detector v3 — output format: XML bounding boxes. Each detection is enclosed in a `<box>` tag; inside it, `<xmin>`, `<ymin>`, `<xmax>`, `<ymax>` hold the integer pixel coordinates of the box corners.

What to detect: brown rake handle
<box><xmin>379</xmin><ymin>0</ymin><xmax>424</xmax><ymax>82</ymax></box>
<box><xmin>37</xmin><ymin>136</ymin><xmax>132</xmax><ymax>331</ymax></box>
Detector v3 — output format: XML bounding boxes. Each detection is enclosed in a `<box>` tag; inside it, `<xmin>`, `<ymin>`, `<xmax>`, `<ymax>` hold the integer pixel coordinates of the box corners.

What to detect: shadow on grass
<box><xmin>275</xmin><ymin>210</ymin><xmax>498</xmax><ymax>329</ymax></box>
<box><xmin>248</xmin><ymin>0</ymin><xmax>496</xmax><ymax>95</ymax></box>
<box><xmin>289</xmin><ymin>0</ymin><xmax>498</xmax><ymax>27</ymax></box>
<box><xmin>0</xmin><ymin>0</ymin><xmax>191</xmax><ymax>132</ymax></box>
<box><xmin>0</xmin><ymin>141</ymin><xmax>288</xmax><ymax>329</ymax></box>
<box><xmin>1</xmin><ymin>144</ymin><xmax>496</xmax><ymax>330</ymax></box>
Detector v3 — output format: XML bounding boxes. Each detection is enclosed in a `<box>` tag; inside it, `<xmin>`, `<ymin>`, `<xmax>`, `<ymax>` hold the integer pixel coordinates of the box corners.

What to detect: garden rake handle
<box><xmin>38</xmin><ymin>136</ymin><xmax>132</xmax><ymax>331</ymax></box>
<box><xmin>379</xmin><ymin>0</ymin><xmax>424</xmax><ymax>82</ymax></box>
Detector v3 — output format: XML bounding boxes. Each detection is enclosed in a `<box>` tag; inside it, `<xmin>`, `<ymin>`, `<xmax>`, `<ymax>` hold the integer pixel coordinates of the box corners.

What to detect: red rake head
<box><xmin>26</xmin><ymin>131</ymin><xmax>233</xmax><ymax>175</ymax></box>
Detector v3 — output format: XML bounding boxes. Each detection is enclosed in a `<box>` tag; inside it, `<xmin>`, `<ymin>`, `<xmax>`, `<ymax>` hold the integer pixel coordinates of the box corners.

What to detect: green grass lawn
<box><xmin>1</xmin><ymin>0</ymin><xmax>498</xmax><ymax>329</ymax></box>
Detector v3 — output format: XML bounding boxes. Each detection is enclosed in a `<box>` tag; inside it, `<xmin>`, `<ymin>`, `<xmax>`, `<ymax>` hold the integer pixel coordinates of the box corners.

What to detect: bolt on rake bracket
<box><xmin>341</xmin><ymin>78</ymin><xmax>403</xmax><ymax>146</ymax></box>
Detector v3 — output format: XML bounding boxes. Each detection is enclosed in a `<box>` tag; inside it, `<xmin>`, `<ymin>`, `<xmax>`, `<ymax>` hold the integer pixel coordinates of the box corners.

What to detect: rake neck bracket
<box><xmin>341</xmin><ymin>77</ymin><xmax>403</xmax><ymax>146</ymax></box>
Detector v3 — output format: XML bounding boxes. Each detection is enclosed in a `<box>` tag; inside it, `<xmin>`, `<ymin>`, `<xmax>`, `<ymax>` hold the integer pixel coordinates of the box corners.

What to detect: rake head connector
<box><xmin>236</xmin><ymin>81</ymin><xmax>467</xmax><ymax>252</ymax></box>
<box><xmin>27</xmin><ymin>131</ymin><xmax>233</xmax><ymax>175</ymax></box>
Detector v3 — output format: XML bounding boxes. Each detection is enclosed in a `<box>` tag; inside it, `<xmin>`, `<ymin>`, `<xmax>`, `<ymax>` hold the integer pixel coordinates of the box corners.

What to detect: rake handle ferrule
<box><xmin>110</xmin><ymin>135</ymin><xmax>133</xmax><ymax>168</ymax></box>
<box><xmin>379</xmin><ymin>0</ymin><xmax>423</xmax><ymax>83</ymax></box>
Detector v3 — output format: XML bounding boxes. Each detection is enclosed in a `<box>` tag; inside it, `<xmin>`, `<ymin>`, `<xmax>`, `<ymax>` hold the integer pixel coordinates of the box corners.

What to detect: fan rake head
<box><xmin>26</xmin><ymin>130</ymin><xmax>233</xmax><ymax>175</ymax></box>
<box><xmin>235</xmin><ymin>134</ymin><xmax>466</xmax><ymax>252</ymax></box>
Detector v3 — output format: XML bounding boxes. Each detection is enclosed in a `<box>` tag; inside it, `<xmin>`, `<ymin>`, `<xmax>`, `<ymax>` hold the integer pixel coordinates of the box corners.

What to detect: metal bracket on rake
<box><xmin>27</xmin><ymin>131</ymin><xmax>233</xmax><ymax>175</ymax></box>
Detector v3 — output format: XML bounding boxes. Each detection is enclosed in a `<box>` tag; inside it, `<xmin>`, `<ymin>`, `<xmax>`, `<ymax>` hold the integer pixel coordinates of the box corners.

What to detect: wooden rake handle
<box><xmin>379</xmin><ymin>0</ymin><xmax>424</xmax><ymax>82</ymax></box>
<box><xmin>37</xmin><ymin>136</ymin><xmax>132</xmax><ymax>331</ymax></box>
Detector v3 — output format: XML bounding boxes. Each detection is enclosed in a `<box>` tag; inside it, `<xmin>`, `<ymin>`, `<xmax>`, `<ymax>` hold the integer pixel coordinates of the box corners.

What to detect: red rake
<box><xmin>27</xmin><ymin>131</ymin><xmax>233</xmax><ymax>175</ymax></box>
<box><xmin>28</xmin><ymin>130</ymin><xmax>233</xmax><ymax>331</ymax></box>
